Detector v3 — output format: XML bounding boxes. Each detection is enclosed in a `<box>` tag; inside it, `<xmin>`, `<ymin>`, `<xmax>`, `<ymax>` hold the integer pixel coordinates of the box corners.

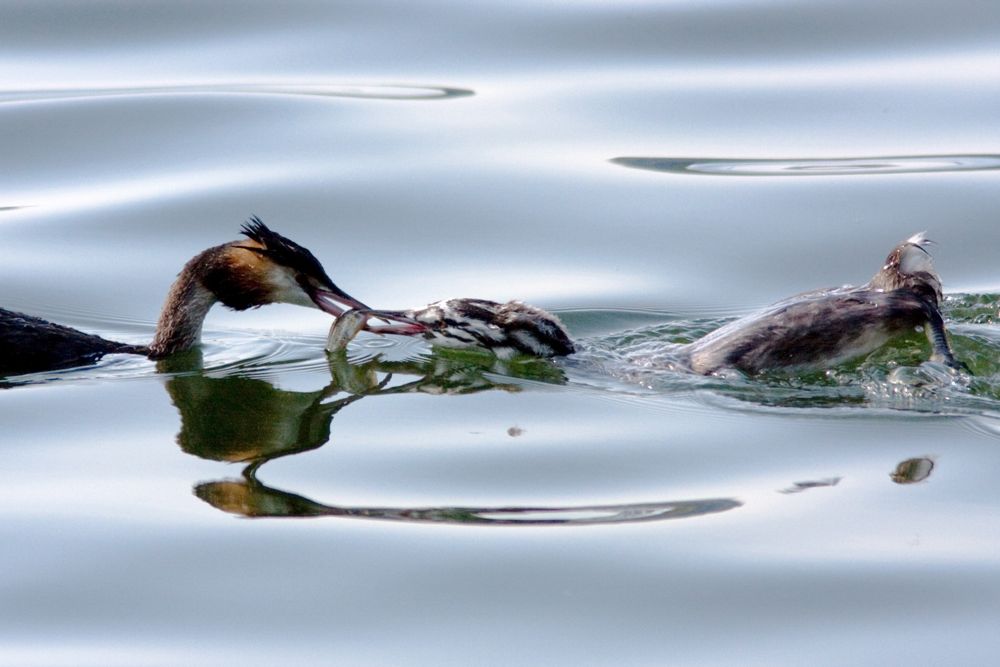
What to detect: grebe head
<box><xmin>148</xmin><ymin>217</ymin><xmax>424</xmax><ymax>359</ymax></box>
<box><xmin>212</xmin><ymin>216</ymin><xmax>371</xmax><ymax>315</ymax></box>
<box><xmin>869</xmin><ymin>232</ymin><xmax>943</xmax><ymax>303</ymax></box>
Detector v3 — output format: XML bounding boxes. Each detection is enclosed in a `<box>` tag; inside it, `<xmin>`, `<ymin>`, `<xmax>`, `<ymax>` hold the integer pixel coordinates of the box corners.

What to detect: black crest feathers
<box><xmin>239</xmin><ymin>215</ymin><xmax>334</xmax><ymax>287</ymax></box>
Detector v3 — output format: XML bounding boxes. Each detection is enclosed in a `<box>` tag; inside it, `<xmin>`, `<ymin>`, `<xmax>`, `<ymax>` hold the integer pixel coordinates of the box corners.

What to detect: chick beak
<box><xmin>362</xmin><ymin>310</ymin><xmax>429</xmax><ymax>335</ymax></box>
<box><xmin>309</xmin><ymin>285</ymin><xmax>428</xmax><ymax>334</ymax></box>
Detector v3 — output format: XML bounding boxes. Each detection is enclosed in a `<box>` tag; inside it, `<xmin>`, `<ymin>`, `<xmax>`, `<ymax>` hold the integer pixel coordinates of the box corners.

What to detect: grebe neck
<box><xmin>148</xmin><ymin>253</ymin><xmax>219</xmax><ymax>358</ymax></box>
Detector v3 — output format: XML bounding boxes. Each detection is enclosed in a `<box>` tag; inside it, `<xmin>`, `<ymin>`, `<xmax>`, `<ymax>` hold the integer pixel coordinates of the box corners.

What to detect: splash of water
<box><xmin>563</xmin><ymin>294</ymin><xmax>1000</xmax><ymax>417</ymax></box>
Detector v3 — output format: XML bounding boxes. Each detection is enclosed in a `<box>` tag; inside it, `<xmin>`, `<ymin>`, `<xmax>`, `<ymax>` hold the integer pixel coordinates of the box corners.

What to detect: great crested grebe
<box><xmin>0</xmin><ymin>217</ymin><xmax>421</xmax><ymax>376</ymax></box>
<box><xmin>362</xmin><ymin>298</ymin><xmax>576</xmax><ymax>359</ymax></box>
<box><xmin>679</xmin><ymin>233</ymin><xmax>964</xmax><ymax>375</ymax></box>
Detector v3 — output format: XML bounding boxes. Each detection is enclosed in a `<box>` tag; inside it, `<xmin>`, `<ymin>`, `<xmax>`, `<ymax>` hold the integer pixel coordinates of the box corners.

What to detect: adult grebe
<box><xmin>680</xmin><ymin>233</ymin><xmax>964</xmax><ymax>375</ymax></box>
<box><xmin>0</xmin><ymin>217</ymin><xmax>422</xmax><ymax>376</ymax></box>
<box><xmin>362</xmin><ymin>298</ymin><xmax>576</xmax><ymax>359</ymax></box>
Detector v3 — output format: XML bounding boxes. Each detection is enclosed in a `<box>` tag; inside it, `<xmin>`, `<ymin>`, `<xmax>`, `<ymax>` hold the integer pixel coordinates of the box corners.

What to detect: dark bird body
<box><xmin>0</xmin><ymin>218</ymin><xmax>412</xmax><ymax>377</ymax></box>
<box><xmin>680</xmin><ymin>233</ymin><xmax>963</xmax><ymax>375</ymax></box>
<box><xmin>0</xmin><ymin>308</ymin><xmax>145</xmax><ymax>375</ymax></box>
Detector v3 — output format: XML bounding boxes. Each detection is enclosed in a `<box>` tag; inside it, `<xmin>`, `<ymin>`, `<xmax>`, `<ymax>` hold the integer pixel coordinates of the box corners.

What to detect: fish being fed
<box><xmin>325</xmin><ymin>309</ymin><xmax>371</xmax><ymax>353</ymax></box>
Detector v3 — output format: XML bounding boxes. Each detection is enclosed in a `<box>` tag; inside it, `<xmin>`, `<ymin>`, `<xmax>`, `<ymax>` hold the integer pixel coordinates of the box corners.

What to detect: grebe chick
<box><xmin>0</xmin><ymin>217</ymin><xmax>419</xmax><ymax>376</ymax></box>
<box><xmin>366</xmin><ymin>298</ymin><xmax>575</xmax><ymax>359</ymax></box>
<box><xmin>680</xmin><ymin>233</ymin><xmax>964</xmax><ymax>375</ymax></box>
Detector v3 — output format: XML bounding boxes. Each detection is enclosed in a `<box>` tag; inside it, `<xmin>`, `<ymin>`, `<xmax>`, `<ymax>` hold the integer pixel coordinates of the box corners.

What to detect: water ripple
<box><xmin>0</xmin><ymin>83</ymin><xmax>474</xmax><ymax>106</ymax></box>
<box><xmin>611</xmin><ymin>155</ymin><xmax>1000</xmax><ymax>177</ymax></box>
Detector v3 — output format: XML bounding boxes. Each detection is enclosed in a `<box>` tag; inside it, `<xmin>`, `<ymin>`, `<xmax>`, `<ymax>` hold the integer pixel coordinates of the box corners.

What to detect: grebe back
<box><xmin>681</xmin><ymin>233</ymin><xmax>963</xmax><ymax>375</ymax></box>
<box><xmin>0</xmin><ymin>308</ymin><xmax>146</xmax><ymax>375</ymax></box>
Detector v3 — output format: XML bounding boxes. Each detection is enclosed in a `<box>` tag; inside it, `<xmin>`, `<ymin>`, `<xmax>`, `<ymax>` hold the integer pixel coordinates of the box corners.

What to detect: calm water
<box><xmin>3</xmin><ymin>2</ymin><xmax>1000</xmax><ymax>665</ymax></box>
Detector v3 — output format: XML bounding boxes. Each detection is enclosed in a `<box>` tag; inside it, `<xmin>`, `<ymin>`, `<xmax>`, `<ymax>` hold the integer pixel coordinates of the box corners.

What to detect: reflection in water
<box><xmin>891</xmin><ymin>457</ymin><xmax>935</xmax><ymax>484</ymax></box>
<box><xmin>195</xmin><ymin>477</ymin><xmax>740</xmax><ymax>525</ymax></box>
<box><xmin>0</xmin><ymin>83</ymin><xmax>474</xmax><ymax>105</ymax></box>
<box><xmin>779</xmin><ymin>477</ymin><xmax>842</xmax><ymax>494</ymax></box>
<box><xmin>165</xmin><ymin>351</ymin><xmax>740</xmax><ymax>525</ymax></box>
<box><xmin>775</xmin><ymin>457</ymin><xmax>936</xmax><ymax>494</ymax></box>
<box><xmin>610</xmin><ymin>155</ymin><xmax>1000</xmax><ymax>177</ymax></box>
<box><xmin>162</xmin><ymin>347</ymin><xmax>960</xmax><ymax>526</ymax></box>
<box><xmin>162</xmin><ymin>350</ymin><xmax>543</xmax><ymax>468</ymax></box>
<box><xmin>166</xmin><ymin>370</ymin><xmax>366</xmax><ymax>466</ymax></box>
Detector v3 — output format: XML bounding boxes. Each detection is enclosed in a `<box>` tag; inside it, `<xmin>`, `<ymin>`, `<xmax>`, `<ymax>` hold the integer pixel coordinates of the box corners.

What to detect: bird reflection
<box><xmin>162</xmin><ymin>350</ymin><xmax>741</xmax><ymax>526</ymax></box>
<box><xmin>194</xmin><ymin>476</ymin><xmax>741</xmax><ymax>525</ymax></box>
<box><xmin>778</xmin><ymin>477</ymin><xmax>842</xmax><ymax>494</ymax></box>
<box><xmin>162</xmin><ymin>351</ymin><xmax>380</xmax><ymax>469</ymax></box>
<box><xmin>161</xmin><ymin>349</ymin><xmax>535</xmax><ymax>470</ymax></box>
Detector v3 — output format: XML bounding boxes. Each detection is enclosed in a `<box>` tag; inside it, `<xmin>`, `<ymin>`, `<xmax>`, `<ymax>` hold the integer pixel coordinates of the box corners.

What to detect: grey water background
<box><xmin>3</xmin><ymin>1</ymin><xmax>1000</xmax><ymax>665</ymax></box>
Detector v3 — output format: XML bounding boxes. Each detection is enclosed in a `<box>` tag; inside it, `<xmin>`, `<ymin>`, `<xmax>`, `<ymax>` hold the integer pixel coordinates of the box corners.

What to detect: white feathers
<box><xmin>510</xmin><ymin>329</ymin><xmax>550</xmax><ymax>356</ymax></box>
<box><xmin>265</xmin><ymin>264</ymin><xmax>314</xmax><ymax>307</ymax></box>
<box><xmin>899</xmin><ymin>232</ymin><xmax>936</xmax><ymax>276</ymax></box>
<box><xmin>404</xmin><ymin>298</ymin><xmax>574</xmax><ymax>357</ymax></box>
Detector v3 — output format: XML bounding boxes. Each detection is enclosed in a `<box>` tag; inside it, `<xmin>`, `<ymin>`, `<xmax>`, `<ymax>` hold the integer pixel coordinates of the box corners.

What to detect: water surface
<box><xmin>2</xmin><ymin>1</ymin><xmax>1000</xmax><ymax>665</ymax></box>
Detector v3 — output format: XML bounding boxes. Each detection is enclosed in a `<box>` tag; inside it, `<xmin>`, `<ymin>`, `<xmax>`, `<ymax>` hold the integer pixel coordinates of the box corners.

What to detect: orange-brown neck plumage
<box><xmin>148</xmin><ymin>242</ymin><xmax>278</xmax><ymax>358</ymax></box>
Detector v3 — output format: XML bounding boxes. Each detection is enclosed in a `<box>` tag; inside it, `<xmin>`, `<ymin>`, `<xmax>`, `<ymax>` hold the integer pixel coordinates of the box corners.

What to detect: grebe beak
<box><xmin>309</xmin><ymin>284</ymin><xmax>372</xmax><ymax>317</ymax></box>
<box><xmin>310</xmin><ymin>287</ymin><xmax>428</xmax><ymax>334</ymax></box>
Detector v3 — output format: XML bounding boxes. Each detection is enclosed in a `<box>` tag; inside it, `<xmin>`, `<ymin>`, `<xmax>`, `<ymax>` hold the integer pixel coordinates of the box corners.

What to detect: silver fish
<box><xmin>325</xmin><ymin>309</ymin><xmax>371</xmax><ymax>353</ymax></box>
